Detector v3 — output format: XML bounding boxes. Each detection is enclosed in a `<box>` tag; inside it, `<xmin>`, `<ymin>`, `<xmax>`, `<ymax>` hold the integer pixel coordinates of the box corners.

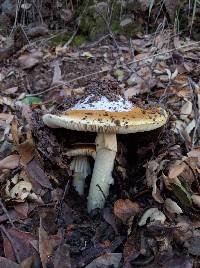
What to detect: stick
<box><xmin>26</xmin><ymin>69</ymin><xmax>109</xmax><ymax>97</ymax></box>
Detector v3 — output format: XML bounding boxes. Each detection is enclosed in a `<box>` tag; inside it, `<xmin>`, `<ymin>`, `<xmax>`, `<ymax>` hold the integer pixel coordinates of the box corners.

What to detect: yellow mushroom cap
<box><xmin>43</xmin><ymin>106</ymin><xmax>168</xmax><ymax>134</ymax></box>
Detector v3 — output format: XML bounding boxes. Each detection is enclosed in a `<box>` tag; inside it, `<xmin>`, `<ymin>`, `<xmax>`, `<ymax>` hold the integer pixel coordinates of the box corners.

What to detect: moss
<box><xmin>72</xmin><ymin>35</ymin><xmax>87</xmax><ymax>47</ymax></box>
<box><xmin>111</xmin><ymin>20</ymin><xmax>121</xmax><ymax>33</ymax></box>
<box><xmin>50</xmin><ymin>33</ymin><xmax>87</xmax><ymax>47</ymax></box>
<box><xmin>50</xmin><ymin>33</ymin><xmax>71</xmax><ymax>46</ymax></box>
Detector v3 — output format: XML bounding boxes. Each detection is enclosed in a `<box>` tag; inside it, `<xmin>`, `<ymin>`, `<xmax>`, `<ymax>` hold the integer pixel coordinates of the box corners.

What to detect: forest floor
<box><xmin>0</xmin><ymin>26</ymin><xmax>200</xmax><ymax>268</ymax></box>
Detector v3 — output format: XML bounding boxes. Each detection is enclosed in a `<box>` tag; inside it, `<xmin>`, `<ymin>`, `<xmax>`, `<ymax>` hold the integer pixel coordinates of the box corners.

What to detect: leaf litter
<box><xmin>0</xmin><ymin>25</ymin><xmax>200</xmax><ymax>268</ymax></box>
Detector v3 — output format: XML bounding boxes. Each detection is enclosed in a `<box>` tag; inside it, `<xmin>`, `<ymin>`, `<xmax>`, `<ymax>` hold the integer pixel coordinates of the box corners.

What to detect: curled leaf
<box><xmin>138</xmin><ymin>208</ymin><xmax>166</xmax><ymax>226</ymax></box>
<box><xmin>165</xmin><ymin>198</ymin><xmax>183</xmax><ymax>214</ymax></box>
<box><xmin>113</xmin><ymin>199</ymin><xmax>140</xmax><ymax>223</ymax></box>
<box><xmin>171</xmin><ymin>181</ymin><xmax>192</xmax><ymax>207</ymax></box>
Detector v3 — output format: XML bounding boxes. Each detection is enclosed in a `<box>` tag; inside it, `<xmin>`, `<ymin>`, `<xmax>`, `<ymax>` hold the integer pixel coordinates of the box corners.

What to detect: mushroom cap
<box><xmin>43</xmin><ymin>106</ymin><xmax>168</xmax><ymax>134</ymax></box>
<box><xmin>66</xmin><ymin>144</ymin><xmax>96</xmax><ymax>159</ymax></box>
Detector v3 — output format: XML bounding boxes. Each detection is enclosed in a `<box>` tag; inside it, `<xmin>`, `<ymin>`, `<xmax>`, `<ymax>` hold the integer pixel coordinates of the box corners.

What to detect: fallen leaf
<box><xmin>180</xmin><ymin>100</ymin><xmax>193</xmax><ymax>121</ymax></box>
<box><xmin>9</xmin><ymin>181</ymin><xmax>32</xmax><ymax>201</ymax></box>
<box><xmin>27</xmin><ymin>26</ymin><xmax>49</xmax><ymax>38</ymax></box>
<box><xmin>146</xmin><ymin>252</ymin><xmax>193</xmax><ymax>268</ymax></box>
<box><xmin>187</xmin><ymin>148</ymin><xmax>200</xmax><ymax>158</ymax></box>
<box><xmin>39</xmin><ymin>221</ymin><xmax>61</xmax><ymax>268</ymax></box>
<box><xmin>184</xmin><ymin>236</ymin><xmax>200</xmax><ymax>256</ymax></box>
<box><xmin>138</xmin><ymin>208</ymin><xmax>166</xmax><ymax>226</ymax></box>
<box><xmin>146</xmin><ymin>160</ymin><xmax>164</xmax><ymax>203</ymax></box>
<box><xmin>3</xmin><ymin>228</ymin><xmax>38</xmax><ymax>263</ymax></box>
<box><xmin>14</xmin><ymin>202</ymin><xmax>29</xmax><ymax>218</ymax></box>
<box><xmin>124</xmin><ymin>87</ymin><xmax>140</xmax><ymax>98</ymax></box>
<box><xmin>51</xmin><ymin>60</ymin><xmax>62</xmax><ymax>86</ymax></box>
<box><xmin>165</xmin><ymin>198</ymin><xmax>183</xmax><ymax>214</ymax></box>
<box><xmin>168</xmin><ymin>162</ymin><xmax>186</xmax><ymax>179</ymax></box>
<box><xmin>114</xmin><ymin>69</ymin><xmax>125</xmax><ymax>81</ymax></box>
<box><xmin>171</xmin><ymin>181</ymin><xmax>192</xmax><ymax>207</ymax></box>
<box><xmin>53</xmin><ymin>243</ymin><xmax>71</xmax><ymax>268</ymax></box>
<box><xmin>191</xmin><ymin>194</ymin><xmax>200</xmax><ymax>208</ymax></box>
<box><xmin>0</xmin><ymin>257</ymin><xmax>20</xmax><ymax>268</ymax></box>
<box><xmin>0</xmin><ymin>155</ymin><xmax>20</xmax><ymax>170</ymax></box>
<box><xmin>25</xmin><ymin>158</ymin><xmax>52</xmax><ymax>189</ymax></box>
<box><xmin>103</xmin><ymin>207</ymin><xmax>118</xmax><ymax>234</ymax></box>
<box><xmin>18</xmin><ymin>50</ymin><xmax>43</xmax><ymax>69</ymax></box>
<box><xmin>20</xmin><ymin>256</ymin><xmax>35</xmax><ymax>268</ymax></box>
<box><xmin>81</xmin><ymin>51</ymin><xmax>94</xmax><ymax>59</ymax></box>
<box><xmin>113</xmin><ymin>199</ymin><xmax>140</xmax><ymax>223</ymax></box>
<box><xmin>85</xmin><ymin>253</ymin><xmax>122</xmax><ymax>268</ymax></box>
<box><xmin>21</xmin><ymin>96</ymin><xmax>42</xmax><ymax>106</ymax></box>
<box><xmin>4</xmin><ymin>87</ymin><xmax>18</xmax><ymax>95</ymax></box>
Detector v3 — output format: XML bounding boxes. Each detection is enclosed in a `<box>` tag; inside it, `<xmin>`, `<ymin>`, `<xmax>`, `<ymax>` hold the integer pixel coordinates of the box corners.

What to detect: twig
<box><xmin>26</xmin><ymin>69</ymin><xmax>109</xmax><ymax>97</ymax></box>
<box><xmin>63</xmin><ymin>27</ymin><xmax>79</xmax><ymax>48</ymax></box>
<box><xmin>10</xmin><ymin>0</ymin><xmax>23</xmax><ymax>36</ymax></box>
<box><xmin>0</xmin><ymin>225</ymin><xmax>21</xmax><ymax>264</ymax></box>
<box><xmin>127</xmin><ymin>40</ymin><xmax>200</xmax><ymax>65</ymax></box>
<box><xmin>96</xmin><ymin>184</ymin><xmax>106</xmax><ymax>200</ymax></box>
<box><xmin>61</xmin><ymin>180</ymin><xmax>70</xmax><ymax>204</ymax></box>
<box><xmin>56</xmin><ymin>180</ymin><xmax>70</xmax><ymax>223</ymax></box>
<box><xmin>0</xmin><ymin>198</ymin><xmax>15</xmax><ymax>228</ymax></box>
<box><xmin>192</xmin><ymin>116</ymin><xmax>200</xmax><ymax>147</ymax></box>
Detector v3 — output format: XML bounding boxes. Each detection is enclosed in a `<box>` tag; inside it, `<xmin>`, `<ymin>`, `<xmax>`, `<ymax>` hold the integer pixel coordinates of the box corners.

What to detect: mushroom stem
<box><xmin>87</xmin><ymin>133</ymin><xmax>117</xmax><ymax>212</ymax></box>
<box><xmin>73</xmin><ymin>172</ymin><xmax>86</xmax><ymax>196</ymax></box>
<box><xmin>70</xmin><ymin>156</ymin><xmax>91</xmax><ymax>196</ymax></box>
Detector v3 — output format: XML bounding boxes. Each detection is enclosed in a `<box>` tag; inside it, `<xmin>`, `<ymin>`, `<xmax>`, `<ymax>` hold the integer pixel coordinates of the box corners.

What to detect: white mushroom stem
<box><xmin>70</xmin><ymin>156</ymin><xmax>91</xmax><ymax>195</ymax></box>
<box><xmin>87</xmin><ymin>133</ymin><xmax>117</xmax><ymax>212</ymax></box>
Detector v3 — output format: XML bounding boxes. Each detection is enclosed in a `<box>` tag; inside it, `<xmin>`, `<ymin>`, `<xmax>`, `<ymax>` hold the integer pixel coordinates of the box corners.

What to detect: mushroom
<box><xmin>66</xmin><ymin>144</ymin><xmax>96</xmax><ymax>195</ymax></box>
<box><xmin>43</xmin><ymin>95</ymin><xmax>168</xmax><ymax>212</ymax></box>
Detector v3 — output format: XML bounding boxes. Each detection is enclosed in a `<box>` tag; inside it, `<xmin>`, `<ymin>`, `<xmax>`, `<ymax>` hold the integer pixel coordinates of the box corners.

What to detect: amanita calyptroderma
<box><xmin>66</xmin><ymin>144</ymin><xmax>96</xmax><ymax>195</ymax></box>
<box><xmin>43</xmin><ymin>95</ymin><xmax>168</xmax><ymax>212</ymax></box>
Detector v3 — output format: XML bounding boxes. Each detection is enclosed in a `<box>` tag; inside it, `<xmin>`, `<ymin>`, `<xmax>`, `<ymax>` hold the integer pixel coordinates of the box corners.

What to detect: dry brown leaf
<box><xmin>85</xmin><ymin>253</ymin><xmax>122</xmax><ymax>268</ymax></box>
<box><xmin>168</xmin><ymin>162</ymin><xmax>186</xmax><ymax>179</ymax></box>
<box><xmin>0</xmin><ymin>257</ymin><xmax>20</xmax><ymax>268</ymax></box>
<box><xmin>3</xmin><ymin>228</ymin><xmax>38</xmax><ymax>263</ymax></box>
<box><xmin>9</xmin><ymin>181</ymin><xmax>32</xmax><ymax>201</ymax></box>
<box><xmin>4</xmin><ymin>87</ymin><xmax>18</xmax><ymax>95</ymax></box>
<box><xmin>191</xmin><ymin>195</ymin><xmax>200</xmax><ymax>208</ymax></box>
<box><xmin>113</xmin><ymin>199</ymin><xmax>140</xmax><ymax>223</ymax></box>
<box><xmin>146</xmin><ymin>160</ymin><xmax>164</xmax><ymax>203</ymax></box>
<box><xmin>188</xmin><ymin>148</ymin><xmax>200</xmax><ymax>158</ymax></box>
<box><xmin>180</xmin><ymin>100</ymin><xmax>193</xmax><ymax>121</ymax></box>
<box><xmin>51</xmin><ymin>60</ymin><xmax>62</xmax><ymax>86</ymax></box>
<box><xmin>0</xmin><ymin>154</ymin><xmax>20</xmax><ymax>170</ymax></box>
<box><xmin>18</xmin><ymin>50</ymin><xmax>43</xmax><ymax>69</ymax></box>
<box><xmin>39</xmin><ymin>221</ymin><xmax>61</xmax><ymax>268</ymax></box>
<box><xmin>124</xmin><ymin>87</ymin><xmax>140</xmax><ymax>99</ymax></box>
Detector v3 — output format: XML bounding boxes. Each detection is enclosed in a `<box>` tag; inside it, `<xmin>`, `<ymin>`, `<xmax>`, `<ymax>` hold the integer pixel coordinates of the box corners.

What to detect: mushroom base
<box><xmin>87</xmin><ymin>133</ymin><xmax>117</xmax><ymax>212</ymax></box>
